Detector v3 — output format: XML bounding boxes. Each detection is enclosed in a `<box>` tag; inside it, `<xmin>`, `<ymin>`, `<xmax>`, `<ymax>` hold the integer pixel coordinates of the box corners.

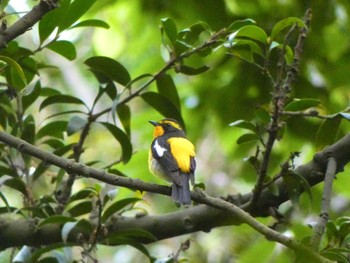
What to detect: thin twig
<box><xmin>263</xmin><ymin>151</ymin><xmax>299</xmax><ymax>189</ymax></box>
<box><xmin>282</xmin><ymin>110</ymin><xmax>336</xmax><ymax>120</ymax></box>
<box><xmin>249</xmin><ymin>10</ymin><xmax>311</xmax><ymax>208</ymax></box>
<box><xmin>92</xmin><ymin>30</ymin><xmax>227</xmax><ymax>119</ymax></box>
<box><xmin>310</xmin><ymin>157</ymin><xmax>337</xmax><ymax>250</ymax></box>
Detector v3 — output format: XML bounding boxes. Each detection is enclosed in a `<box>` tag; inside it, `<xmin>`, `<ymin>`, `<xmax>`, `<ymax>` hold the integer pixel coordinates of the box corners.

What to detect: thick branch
<box><xmin>0</xmin><ymin>0</ymin><xmax>59</xmax><ymax>48</ymax></box>
<box><xmin>0</xmin><ymin>131</ymin><xmax>350</xmax><ymax>249</ymax></box>
<box><xmin>196</xmin><ymin>190</ymin><xmax>332</xmax><ymax>263</ymax></box>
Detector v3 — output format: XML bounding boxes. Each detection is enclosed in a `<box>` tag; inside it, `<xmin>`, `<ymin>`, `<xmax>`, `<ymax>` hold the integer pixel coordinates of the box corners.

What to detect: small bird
<box><xmin>148</xmin><ymin>118</ymin><xmax>196</xmax><ymax>205</ymax></box>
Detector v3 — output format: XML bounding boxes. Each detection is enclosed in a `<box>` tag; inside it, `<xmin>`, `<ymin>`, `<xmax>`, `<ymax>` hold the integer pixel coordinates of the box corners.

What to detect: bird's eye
<box><xmin>166</xmin><ymin>123</ymin><xmax>171</xmax><ymax>127</ymax></box>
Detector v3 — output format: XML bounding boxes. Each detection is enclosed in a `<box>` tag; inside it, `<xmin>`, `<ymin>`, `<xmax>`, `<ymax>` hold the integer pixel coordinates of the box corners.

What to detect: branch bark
<box><xmin>0</xmin><ymin>0</ymin><xmax>59</xmax><ymax>48</ymax></box>
<box><xmin>310</xmin><ymin>157</ymin><xmax>337</xmax><ymax>250</ymax></box>
<box><xmin>0</xmin><ymin>131</ymin><xmax>350</xmax><ymax>250</ymax></box>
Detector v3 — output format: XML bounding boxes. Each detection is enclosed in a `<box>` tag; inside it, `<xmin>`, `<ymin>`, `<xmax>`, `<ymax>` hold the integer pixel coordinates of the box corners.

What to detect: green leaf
<box><xmin>117</xmin><ymin>104</ymin><xmax>131</xmax><ymax>136</ymax></box>
<box><xmin>69</xmin><ymin>19</ymin><xmax>110</xmax><ymax>29</ymax></box>
<box><xmin>229</xmin><ymin>120</ymin><xmax>256</xmax><ymax>132</ymax></box>
<box><xmin>180</xmin><ymin>21</ymin><xmax>211</xmax><ymax>45</ymax></box>
<box><xmin>31</xmin><ymin>146</ymin><xmax>71</xmax><ymax>181</ymax></box>
<box><xmin>31</xmin><ymin>243</ymin><xmax>75</xmax><ymax>262</ymax></box>
<box><xmin>40</xmin><ymin>95</ymin><xmax>86</xmax><ymax>111</ymax></box>
<box><xmin>284</xmin><ymin>99</ymin><xmax>320</xmax><ymax>111</ymax></box>
<box><xmin>0</xmin><ymin>0</ymin><xmax>10</xmax><ymax>12</ymax></box>
<box><xmin>46</xmin><ymin>40</ymin><xmax>77</xmax><ymax>60</ymax></box>
<box><xmin>100</xmin><ymin>122</ymin><xmax>133</xmax><ymax>164</ymax></box>
<box><xmin>254</xmin><ymin>108</ymin><xmax>271</xmax><ymax>124</ymax></box>
<box><xmin>0</xmin><ymin>191</ymin><xmax>11</xmax><ymax>213</ymax></box>
<box><xmin>0</xmin><ymin>55</ymin><xmax>27</xmax><ymax>90</ymax></box>
<box><xmin>102</xmin><ymin>236</ymin><xmax>152</xmax><ymax>258</ymax></box>
<box><xmin>236</xmin><ymin>133</ymin><xmax>259</xmax><ymax>144</ymax></box>
<box><xmin>178</xmin><ymin>64</ymin><xmax>210</xmax><ymax>75</ymax></box>
<box><xmin>36</xmin><ymin>121</ymin><xmax>68</xmax><ymax>140</ymax></box>
<box><xmin>69</xmin><ymin>187</ymin><xmax>99</xmax><ymax>202</ymax></box>
<box><xmin>102</xmin><ymin>197</ymin><xmax>142</xmax><ymax>223</ymax></box>
<box><xmin>85</xmin><ymin>56</ymin><xmax>131</xmax><ymax>86</ymax></box>
<box><xmin>156</xmin><ymin>73</ymin><xmax>181</xmax><ymax>110</ymax></box>
<box><xmin>20</xmin><ymin>57</ymin><xmax>38</xmax><ymax>83</ymax></box>
<box><xmin>63</xmin><ymin>199</ymin><xmax>92</xmax><ymax>217</ymax></box>
<box><xmin>326</xmin><ymin>221</ymin><xmax>339</xmax><ymax>242</ymax></box>
<box><xmin>38</xmin><ymin>215</ymin><xmax>76</xmax><ymax>228</ymax></box>
<box><xmin>290</xmin><ymin>171</ymin><xmax>313</xmax><ymax>205</ymax></box>
<box><xmin>283</xmin><ymin>171</ymin><xmax>312</xmax><ymax>207</ymax></box>
<box><xmin>102</xmin><ymin>228</ymin><xmax>156</xmax><ymax>259</ymax></box>
<box><xmin>62</xmin><ymin>221</ymin><xmax>78</xmax><ymax>243</ymax></box>
<box><xmin>228</xmin><ymin>19</ymin><xmax>256</xmax><ymax>32</ymax></box>
<box><xmin>22</xmin><ymin>81</ymin><xmax>41</xmax><ymax>111</ymax></box>
<box><xmin>339</xmin><ymin>221</ymin><xmax>350</xmax><ymax>239</ymax></box>
<box><xmin>320</xmin><ymin>251</ymin><xmax>348</xmax><ymax>263</ymax></box>
<box><xmin>13</xmin><ymin>246</ymin><xmax>32</xmax><ymax>262</ymax></box>
<box><xmin>38</xmin><ymin>0</ymin><xmax>70</xmax><ymax>43</ymax></box>
<box><xmin>40</xmin><ymin>87</ymin><xmax>61</xmax><ymax>97</ymax></box>
<box><xmin>315</xmin><ymin>118</ymin><xmax>341</xmax><ymax>148</ymax></box>
<box><xmin>282</xmin><ymin>173</ymin><xmax>301</xmax><ymax>206</ymax></box>
<box><xmin>58</xmin><ymin>0</ymin><xmax>97</xmax><ymax>32</ymax></box>
<box><xmin>226</xmin><ymin>39</ymin><xmax>264</xmax><ymax>57</ymax></box>
<box><xmin>46</xmin><ymin>110</ymin><xmax>86</xmax><ymax>120</ymax></box>
<box><xmin>66</xmin><ymin>116</ymin><xmax>87</xmax><ymax>136</ymax></box>
<box><xmin>161</xmin><ymin>18</ymin><xmax>178</xmax><ymax>45</ymax></box>
<box><xmin>269</xmin><ymin>42</ymin><xmax>294</xmax><ymax>65</ymax></box>
<box><xmin>21</xmin><ymin>114</ymin><xmax>35</xmax><ymax>145</ymax></box>
<box><xmin>271</xmin><ymin>17</ymin><xmax>306</xmax><ymax>41</ymax></box>
<box><xmin>3</xmin><ymin>177</ymin><xmax>27</xmax><ymax>196</ymax></box>
<box><xmin>141</xmin><ymin>92</ymin><xmax>184</xmax><ymax>128</ymax></box>
<box><xmin>41</xmin><ymin>138</ymin><xmax>65</xmax><ymax>149</ymax></box>
<box><xmin>228</xmin><ymin>25</ymin><xmax>267</xmax><ymax>44</ymax></box>
<box><xmin>0</xmin><ymin>165</ymin><xmax>17</xmax><ymax>177</ymax></box>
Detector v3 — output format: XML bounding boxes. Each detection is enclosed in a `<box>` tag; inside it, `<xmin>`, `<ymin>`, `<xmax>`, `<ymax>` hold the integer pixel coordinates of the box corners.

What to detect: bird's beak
<box><xmin>149</xmin><ymin>120</ymin><xmax>159</xmax><ymax>126</ymax></box>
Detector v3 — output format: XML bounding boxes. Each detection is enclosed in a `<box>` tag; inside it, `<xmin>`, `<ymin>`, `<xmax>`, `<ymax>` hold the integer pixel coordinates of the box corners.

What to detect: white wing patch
<box><xmin>153</xmin><ymin>139</ymin><xmax>167</xmax><ymax>157</ymax></box>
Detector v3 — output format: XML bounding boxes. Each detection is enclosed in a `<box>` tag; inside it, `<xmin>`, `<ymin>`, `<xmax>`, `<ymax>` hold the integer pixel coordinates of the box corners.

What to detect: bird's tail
<box><xmin>171</xmin><ymin>173</ymin><xmax>192</xmax><ymax>205</ymax></box>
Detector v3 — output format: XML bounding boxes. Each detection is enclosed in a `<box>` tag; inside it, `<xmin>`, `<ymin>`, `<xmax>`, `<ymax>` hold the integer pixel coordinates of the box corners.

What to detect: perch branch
<box><xmin>1</xmin><ymin>131</ymin><xmax>350</xmax><ymax>250</ymax></box>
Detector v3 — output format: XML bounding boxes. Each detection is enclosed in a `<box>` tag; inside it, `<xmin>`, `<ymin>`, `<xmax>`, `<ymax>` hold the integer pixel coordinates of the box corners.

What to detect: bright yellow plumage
<box><xmin>167</xmin><ymin>137</ymin><xmax>195</xmax><ymax>173</ymax></box>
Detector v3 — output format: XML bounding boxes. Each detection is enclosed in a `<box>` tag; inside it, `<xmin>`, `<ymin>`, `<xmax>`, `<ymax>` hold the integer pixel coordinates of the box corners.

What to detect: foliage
<box><xmin>0</xmin><ymin>0</ymin><xmax>350</xmax><ymax>262</ymax></box>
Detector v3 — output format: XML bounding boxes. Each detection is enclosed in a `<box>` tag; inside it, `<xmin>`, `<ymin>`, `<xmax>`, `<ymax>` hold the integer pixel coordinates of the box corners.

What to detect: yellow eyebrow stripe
<box><xmin>167</xmin><ymin>137</ymin><xmax>195</xmax><ymax>173</ymax></box>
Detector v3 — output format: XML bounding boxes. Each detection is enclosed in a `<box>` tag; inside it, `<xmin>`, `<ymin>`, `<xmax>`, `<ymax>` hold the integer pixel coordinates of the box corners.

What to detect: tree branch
<box><xmin>195</xmin><ymin>189</ymin><xmax>332</xmax><ymax>263</ymax></box>
<box><xmin>92</xmin><ymin>29</ymin><xmax>226</xmax><ymax>119</ymax></box>
<box><xmin>249</xmin><ymin>9</ymin><xmax>312</xmax><ymax>208</ymax></box>
<box><xmin>0</xmin><ymin>131</ymin><xmax>171</xmax><ymax>197</ymax></box>
<box><xmin>0</xmin><ymin>130</ymin><xmax>350</xmax><ymax>250</ymax></box>
<box><xmin>310</xmin><ymin>157</ymin><xmax>337</xmax><ymax>250</ymax></box>
<box><xmin>0</xmin><ymin>0</ymin><xmax>59</xmax><ymax>48</ymax></box>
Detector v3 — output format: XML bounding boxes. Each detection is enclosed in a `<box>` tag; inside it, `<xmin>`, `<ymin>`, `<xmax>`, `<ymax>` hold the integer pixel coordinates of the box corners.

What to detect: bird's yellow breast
<box><xmin>167</xmin><ymin>137</ymin><xmax>195</xmax><ymax>173</ymax></box>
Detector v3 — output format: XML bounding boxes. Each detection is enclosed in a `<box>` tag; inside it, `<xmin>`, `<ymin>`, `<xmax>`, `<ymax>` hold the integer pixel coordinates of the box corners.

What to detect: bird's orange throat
<box><xmin>153</xmin><ymin>126</ymin><xmax>164</xmax><ymax>138</ymax></box>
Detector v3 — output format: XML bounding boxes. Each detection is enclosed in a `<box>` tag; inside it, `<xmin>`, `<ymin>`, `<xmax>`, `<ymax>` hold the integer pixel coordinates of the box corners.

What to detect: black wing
<box><xmin>151</xmin><ymin>138</ymin><xmax>182</xmax><ymax>185</ymax></box>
